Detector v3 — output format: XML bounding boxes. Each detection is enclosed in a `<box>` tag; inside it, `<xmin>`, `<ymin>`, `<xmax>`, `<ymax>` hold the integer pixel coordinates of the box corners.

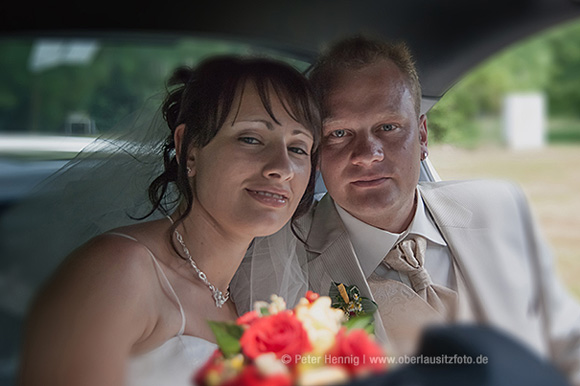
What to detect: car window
<box><xmin>0</xmin><ymin>35</ymin><xmax>310</xmax><ymax>385</ymax></box>
<box><xmin>0</xmin><ymin>36</ymin><xmax>308</xmax><ymax>145</ymax></box>
<box><xmin>426</xmin><ymin>19</ymin><xmax>580</xmax><ymax>300</ymax></box>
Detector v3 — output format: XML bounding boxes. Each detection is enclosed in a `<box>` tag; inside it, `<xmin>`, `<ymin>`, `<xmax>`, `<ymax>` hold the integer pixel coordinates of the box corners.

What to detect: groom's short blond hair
<box><xmin>309</xmin><ymin>34</ymin><xmax>422</xmax><ymax>118</ymax></box>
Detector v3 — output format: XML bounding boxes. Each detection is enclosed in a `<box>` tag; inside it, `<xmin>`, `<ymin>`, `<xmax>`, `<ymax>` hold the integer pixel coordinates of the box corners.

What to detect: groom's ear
<box><xmin>174</xmin><ymin>123</ymin><xmax>197</xmax><ymax>177</ymax></box>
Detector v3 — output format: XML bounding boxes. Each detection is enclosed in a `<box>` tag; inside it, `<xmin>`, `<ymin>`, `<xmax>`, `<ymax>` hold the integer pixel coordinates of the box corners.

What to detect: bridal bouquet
<box><xmin>195</xmin><ymin>291</ymin><xmax>387</xmax><ymax>386</ymax></box>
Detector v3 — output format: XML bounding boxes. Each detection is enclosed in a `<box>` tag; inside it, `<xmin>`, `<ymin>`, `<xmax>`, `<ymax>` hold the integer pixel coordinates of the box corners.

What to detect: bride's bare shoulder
<box><xmin>106</xmin><ymin>217</ymin><xmax>172</xmax><ymax>247</ymax></box>
<box><xmin>38</xmin><ymin>219</ymin><xmax>172</xmax><ymax>305</ymax></box>
<box><xmin>20</xmin><ymin>221</ymin><xmax>172</xmax><ymax>383</ymax></box>
<box><xmin>75</xmin><ymin>218</ymin><xmax>169</xmax><ymax>261</ymax></box>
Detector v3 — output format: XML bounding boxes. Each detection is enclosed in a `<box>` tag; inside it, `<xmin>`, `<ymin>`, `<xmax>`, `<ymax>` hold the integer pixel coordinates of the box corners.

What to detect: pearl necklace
<box><xmin>174</xmin><ymin>228</ymin><xmax>230</xmax><ymax>308</ymax></box>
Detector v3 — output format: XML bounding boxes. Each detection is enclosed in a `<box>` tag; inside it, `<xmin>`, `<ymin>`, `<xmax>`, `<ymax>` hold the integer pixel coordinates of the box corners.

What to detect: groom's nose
<box><xmin>351</xmin><ymin>133</ymin><xmax>385</xmax><ymax>166</ymax></box>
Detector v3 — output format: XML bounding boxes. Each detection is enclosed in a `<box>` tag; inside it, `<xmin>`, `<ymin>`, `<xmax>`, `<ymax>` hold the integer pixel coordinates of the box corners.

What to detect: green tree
<box><xmin>427</xmin><ymin>19</ymin><xmax>579</xmax><ymax>145</ymax></box>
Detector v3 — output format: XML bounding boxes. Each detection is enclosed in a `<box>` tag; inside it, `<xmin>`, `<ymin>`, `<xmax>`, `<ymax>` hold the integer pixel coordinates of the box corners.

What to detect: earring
<box><xmin>421</xmin><ymin>151</ymin><xmax>428</xmax><ymax>161</ymax></box>
<box><xmin>186</xmin><ymin>167</ymin><xmax>192</xmax><ymax>176</ymax></box>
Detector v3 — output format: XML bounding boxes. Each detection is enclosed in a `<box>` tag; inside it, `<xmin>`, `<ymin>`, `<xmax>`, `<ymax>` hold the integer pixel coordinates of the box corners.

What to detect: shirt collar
<box><xmin>411</xmin><ymin>189</ymin><xmax>447</xmax><ymax>246</ymax></box>
<box><xmin>335</xmin><ymin>189</ymin><xmax>447</xmax><ymax>278</ymax></box>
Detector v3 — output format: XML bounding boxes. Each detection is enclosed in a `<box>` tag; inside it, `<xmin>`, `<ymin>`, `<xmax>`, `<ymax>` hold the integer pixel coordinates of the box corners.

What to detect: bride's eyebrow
<box><xmin>234</xmin><ymin>119</ymin><xmax>313</xmax><ymax>140</ymax></box>
<box><xmin>292</xmin><ymin>128</ymin><xmax>314</xmax><ymax>140</ymax></box>
<box><xmin>234</xmin><ymin>119</ymin><xmax>273</xmax><ymax>130</ymax></box>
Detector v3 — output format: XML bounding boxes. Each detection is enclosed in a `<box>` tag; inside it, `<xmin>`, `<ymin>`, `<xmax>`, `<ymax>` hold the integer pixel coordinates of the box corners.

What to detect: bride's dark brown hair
<box><xmin>144</xmin><ymin>56</ymin><xmax>321</xmax><ymax>237</ymax></box>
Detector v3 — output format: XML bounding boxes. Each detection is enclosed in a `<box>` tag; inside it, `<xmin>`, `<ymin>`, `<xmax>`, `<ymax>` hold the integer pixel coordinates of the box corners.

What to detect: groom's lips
<box><xmin>246</xmin><ymin>188</ymin><xmax>289</xmax><ymax>208</ymax></box>
<box><xmin>351</xmin><ymin>176</ymin><xmax>389</xmax><ymax>187</ymax></box>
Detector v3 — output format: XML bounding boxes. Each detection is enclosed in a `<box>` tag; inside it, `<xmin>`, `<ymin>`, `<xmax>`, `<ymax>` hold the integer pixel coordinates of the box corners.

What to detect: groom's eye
<box><xmin>330</xmin><ymin>129</ymin><xmax>346</xmax><ymax>138</ymax></box>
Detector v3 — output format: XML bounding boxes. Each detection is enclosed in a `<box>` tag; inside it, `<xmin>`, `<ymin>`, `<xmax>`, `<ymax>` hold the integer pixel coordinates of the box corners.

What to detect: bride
<box><xmin>17</xmin><ymin>56</ymin><xmax>321</xmax><ymax>386</ymax></box>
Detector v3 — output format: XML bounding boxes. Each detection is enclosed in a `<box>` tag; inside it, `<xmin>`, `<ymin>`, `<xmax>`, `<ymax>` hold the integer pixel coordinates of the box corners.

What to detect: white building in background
<box><xmin>503</xmin><ymin>92</ymin><xmax>546</xmax><ymax>150</ymax></box>
<box><xmin>65</xmin><ymin>112</ymin><xmax>98</xmax><ymax>135</ymax></box>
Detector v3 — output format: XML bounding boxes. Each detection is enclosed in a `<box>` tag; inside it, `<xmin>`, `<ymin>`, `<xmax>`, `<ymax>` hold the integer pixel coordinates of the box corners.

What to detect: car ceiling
<box><xmin>2</xmin><ymin>0</ymin><xmax>580</xmax><ymax>103</ymax></box>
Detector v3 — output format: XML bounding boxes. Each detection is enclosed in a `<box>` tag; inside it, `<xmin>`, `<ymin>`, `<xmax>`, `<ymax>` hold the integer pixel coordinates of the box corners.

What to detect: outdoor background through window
<box><xmin>427</xmin><ymin>18</ymin><xmax>580</xmax><ymax>299</ymax></box>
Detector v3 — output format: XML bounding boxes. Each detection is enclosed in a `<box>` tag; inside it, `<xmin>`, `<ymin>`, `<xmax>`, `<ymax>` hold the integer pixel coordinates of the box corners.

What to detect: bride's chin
<box><xmin>244</xmin><ymin>216</ymin><xmax>291</xmax><ymax>238</ymax></box>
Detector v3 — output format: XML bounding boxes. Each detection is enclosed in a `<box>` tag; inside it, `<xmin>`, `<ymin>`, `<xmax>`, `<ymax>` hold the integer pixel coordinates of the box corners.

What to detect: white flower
<box><xmin>255</xmin><ymin>353</ymin><xmax>290</xmax><ymax>376</ymax></box>
<box><xmin>294</xmin><ymin>296</ymin><xmax>346</xmax><ymax>354</ymax></box>
<box><xmin>268</xmin><ymin>294</ymin><xmax>287</xmax><ymax>314</ymax></box>
<box><xmin>297</xmin><ymin>366</ymin><xmax>349</xmax><ymax>386</ymax></box>
<box><xmin>253</xmin><ymin>300</ymin><xmax>270</xmax><ymax>315</ymax></box>
<box><xmin>253</xmin><ymin>294</ymin><xmax>287</xmax><ymax>316</ymax></box>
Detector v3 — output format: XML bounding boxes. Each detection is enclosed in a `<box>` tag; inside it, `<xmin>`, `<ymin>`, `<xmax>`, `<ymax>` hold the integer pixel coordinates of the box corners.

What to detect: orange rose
<box><xmin>326</xmin><ymin>328</ymin><xmax>387</xmax><ymax>375</ymax></box>
<box><xmin>240</xmin><ymin>311</ymin><xmax>312</xmax><ymax>360</ymax></box>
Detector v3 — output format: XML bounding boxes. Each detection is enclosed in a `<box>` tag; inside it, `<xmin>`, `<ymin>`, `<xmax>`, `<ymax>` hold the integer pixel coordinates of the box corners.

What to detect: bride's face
<box><xmin>187</xmin><ymin>81</ymin><xmax>314</xmax><ymax>238</ymax></box>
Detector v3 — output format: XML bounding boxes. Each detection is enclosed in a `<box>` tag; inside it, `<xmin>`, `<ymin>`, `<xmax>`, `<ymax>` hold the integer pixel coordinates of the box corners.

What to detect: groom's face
<box><xmin>319</xmin><ymin>59</ymin><xmax>427</xmax><ymax>232</ymax></box>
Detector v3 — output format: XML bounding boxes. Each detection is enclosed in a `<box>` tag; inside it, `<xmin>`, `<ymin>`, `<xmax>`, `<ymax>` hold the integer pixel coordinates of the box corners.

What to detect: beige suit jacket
<box><xmin>231</xmin><ymin>179</ymin><xmax>580</xmax><ymax>384</ymax></box>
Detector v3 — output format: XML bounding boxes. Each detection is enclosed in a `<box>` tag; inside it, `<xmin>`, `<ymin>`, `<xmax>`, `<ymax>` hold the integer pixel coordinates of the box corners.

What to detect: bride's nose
<box><xmin>262</xmin><ymin>145</ymin><xmax>294</xmax><ymax>181</ymax></box>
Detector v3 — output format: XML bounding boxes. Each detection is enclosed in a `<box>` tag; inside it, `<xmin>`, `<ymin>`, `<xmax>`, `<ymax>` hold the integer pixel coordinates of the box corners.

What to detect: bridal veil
<box><xmin>0</xmin><ymin>93</ymin><xmax>310</xmax><ymax>317</ymax></box>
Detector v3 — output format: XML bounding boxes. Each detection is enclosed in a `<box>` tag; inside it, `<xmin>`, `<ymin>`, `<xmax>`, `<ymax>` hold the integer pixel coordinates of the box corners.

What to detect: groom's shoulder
<box><xmin>293</xmin><ymin>193</ymin><xmax>331</xmax><ymax>228</ymax></box>
<box><xmin>419</xmin><ymin>179</ymin><xmax>524</xmax><ymax>204</ymax></box>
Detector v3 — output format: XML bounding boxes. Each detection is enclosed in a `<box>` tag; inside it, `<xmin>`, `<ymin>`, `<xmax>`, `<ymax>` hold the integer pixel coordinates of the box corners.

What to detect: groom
<box><xmin>231</xmin><ymin>35</ymin><xmax>580</xmax><ymax>384</ymax></box>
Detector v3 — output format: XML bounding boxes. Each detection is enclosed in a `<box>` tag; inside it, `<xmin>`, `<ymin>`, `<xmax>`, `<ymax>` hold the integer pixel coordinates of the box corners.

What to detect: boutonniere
<box><xmin>329</xmin><ymin>282</ymin><xmax>378</xmax><ymax>320</ymax></box>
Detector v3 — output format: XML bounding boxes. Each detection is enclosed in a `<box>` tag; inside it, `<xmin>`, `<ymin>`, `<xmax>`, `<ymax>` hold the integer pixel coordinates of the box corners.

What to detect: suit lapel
<box><xmin>305</xmin><ymin>195</ymin><xmax>389</xmax><ymax>344</ymax></box>
<box><xmin>305</xmin><ymin>195</ymin><xmax>373</xmax><ymax>298</ymax></box>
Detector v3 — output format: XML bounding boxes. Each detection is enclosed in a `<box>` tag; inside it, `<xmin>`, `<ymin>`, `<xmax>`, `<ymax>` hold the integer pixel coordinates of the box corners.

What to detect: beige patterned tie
<box><xmin>367</xmin><ymin>235</ymin><xmax>458</xmax><ymax>355</ymax></box>
<box><xmin>384</xmin><ymin>235</ymin><xmax>457</xmax><ymax>319</ymax></box>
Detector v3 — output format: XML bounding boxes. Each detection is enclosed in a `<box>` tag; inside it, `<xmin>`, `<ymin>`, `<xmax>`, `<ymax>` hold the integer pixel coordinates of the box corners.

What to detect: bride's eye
<box><xmin>288</xmin><ymin>146</ymin><xmax>309</xmax><ymax>156</ymax></box>
<box><xmin>239</xmin><ymin>137</ymin><xmax>261</xmax><ymax>145</ymax></box>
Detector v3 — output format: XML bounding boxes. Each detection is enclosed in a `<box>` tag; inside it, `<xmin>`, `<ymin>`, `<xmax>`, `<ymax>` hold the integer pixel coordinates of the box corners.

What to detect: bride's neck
<box><xmin>170</xmin><ymin>206</ymin><xmax>252</xmax><ymax>291</ymax></box>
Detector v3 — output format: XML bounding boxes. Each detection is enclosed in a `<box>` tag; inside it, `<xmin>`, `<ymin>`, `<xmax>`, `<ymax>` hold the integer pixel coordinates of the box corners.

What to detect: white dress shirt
<box><xmin>335</xmin><ymin>189</ymin><xmax>456</xmax><ymax>289</ymax></box>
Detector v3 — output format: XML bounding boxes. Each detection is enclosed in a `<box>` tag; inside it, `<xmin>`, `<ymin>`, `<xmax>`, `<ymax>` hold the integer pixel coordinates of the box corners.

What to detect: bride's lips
<box><xmin>350</xmin><ymin>177</ymin><xmax>389</xmax><ymax>187</ymax></box>
<box><xmin>246</xmin><ymin>188</ymin><xmax>290</xmax><ymax>208</ymax></box>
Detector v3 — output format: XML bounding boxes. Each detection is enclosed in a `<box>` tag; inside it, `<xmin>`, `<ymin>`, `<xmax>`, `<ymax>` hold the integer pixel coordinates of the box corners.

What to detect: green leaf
<box><xmin>329</xmin><ymin>282</ymin><xmax>349</xmax><ymax>311</ymax></box>
<box><xmin>360</xmin><ymin>298</ymin><xmax>378</xmax><ymax>314</ymax></box>
<box><xmin>364</xmin><ymin>321</ymin><xmax>375</xmax><ymax>335</ymax></box>
<box><xmin>328</xmin><ymin>282</ymin><xmax>341</xmax><ymax>299</ymax></box>
<box><xmin>208</xmin><ymin>321</ymin><xmax>244</xmax><ymax>358</ymax></box>
<box><xmin>344</xmin><ymin>314</ymin><xmax>374</xmax><ymax>331</ymax></box>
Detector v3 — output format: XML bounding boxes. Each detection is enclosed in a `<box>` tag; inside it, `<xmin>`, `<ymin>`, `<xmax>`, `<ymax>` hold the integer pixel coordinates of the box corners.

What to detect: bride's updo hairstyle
<box><xmin>147</xmin><ymin>56</ymin><xmax>321</xmax><ymax>231</ymax></box>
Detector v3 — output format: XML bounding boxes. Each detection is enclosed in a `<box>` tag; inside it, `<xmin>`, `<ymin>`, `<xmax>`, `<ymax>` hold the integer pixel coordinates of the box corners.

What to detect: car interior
<box><xmin>1</xmin><ymin>0</ymin><xmax>580</xmax><ymax>384</ymax></box>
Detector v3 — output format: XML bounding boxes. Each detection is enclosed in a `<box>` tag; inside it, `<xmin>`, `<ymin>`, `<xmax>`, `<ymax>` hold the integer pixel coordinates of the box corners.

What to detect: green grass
<box><xmin>431</xmin><ymin>117</ymin><xmax>580</xmax><ymax>147</ymax></box>
<box><xmin>430</xmin><ymin>143</ymin><xmax>580</xmax><ymax>299</ymax></box>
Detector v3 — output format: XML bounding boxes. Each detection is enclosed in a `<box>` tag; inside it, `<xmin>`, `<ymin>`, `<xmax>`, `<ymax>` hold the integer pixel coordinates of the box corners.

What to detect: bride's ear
<box><xmin>174</xmin><ymin>123</ymin><xmax>197</xmax><ymax>177</ymax></box>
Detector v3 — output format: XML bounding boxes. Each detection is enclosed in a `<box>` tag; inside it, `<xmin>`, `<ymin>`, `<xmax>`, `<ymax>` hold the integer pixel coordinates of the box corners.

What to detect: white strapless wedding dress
<box><xmin>109</xmin><ymin>233</ymin><xmax>218</xmax><ymax>386</ymax></box>
<box><xmin>127</xmin><ymin>335</ymin><xmax>217</xmax><ymax>386</ymax></box>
